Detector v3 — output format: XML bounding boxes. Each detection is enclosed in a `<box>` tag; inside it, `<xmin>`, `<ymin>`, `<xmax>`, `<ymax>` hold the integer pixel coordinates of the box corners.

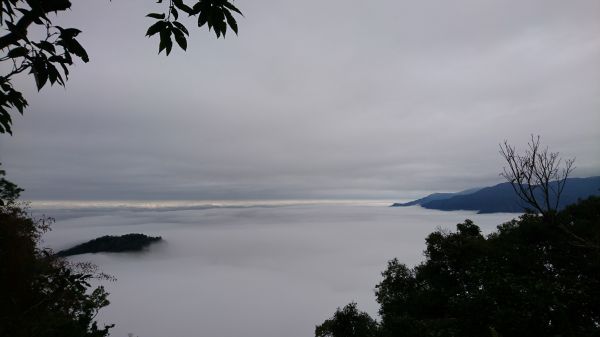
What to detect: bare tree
<box><xmin>499</xmin><ymin>135</ymin><xmax>575</xmax><ymax>217</ymax></box>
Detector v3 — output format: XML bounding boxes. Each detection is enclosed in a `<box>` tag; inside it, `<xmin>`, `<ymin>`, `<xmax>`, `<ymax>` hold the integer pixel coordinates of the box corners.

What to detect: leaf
<box><xmin>214</xmin><ymin>9</ymin><xmax>226</xmax><ymax>37</ymax></box>
<box><xmin>223</xmin><ymin>1</ymin><xmax>243</xmax><ymax>15</ymax></box>
<box><xmin>197</xmin><ymin>12</ymin><xmax>207</xmax><ymax>27</ymax></box>
<box><xmin>158</xmin><ymin>28</ymin><xmax>173</xmax><ymax>55</ymax></box>
<box><xmin>7</xmin><ymin>47</ymin><xmax>28</xmax><ymax>58</ymax></box>
<box><xmin>173</xmin><ymin>29</ymin><xmax>187</xmax><ymax>51</ymax></box>
<box><xmin>5</xmin><ymin>21</ymin><xmax>16</xmax><ymax>32</ymax></box>
<box><xmin>146</xmin><ymin>13</ymin><xmax>165</xmax><ymax>19</ymax></box>
<box><xmin>171</xmin><ymin>7</ymin><xmax>178</xmax><ymax>20</ymax></box>
<box><xmin>66</xmin><ymin>39</ymin><xmax>89</xmax><ymax>62</ymax></box>
<box><xmin>146</xmin><ymin>20</ymin><xmax>167</xmax><ymax>37</ymax></box>
<box><xmin>58</xmin><ymin>27</ymin><xmax>82</xmax><ymax>39</ymax></box>
<box><xmin>172</xmin><ymin>0</ymin><xmax>193</xmax><ymax>15</ymax></box>
<box><xmin>172</xmin><ymin>21</ymin><xmax>189</xmax><ymax>35</ymax></box>
<box><xmin>224</xmin><ymin>9</ymin><xmax>238</xmax><ymax>34</ymax></box>
<box><xmin>34</xmin><ymin>40</ymin><xmax>56</xmax><ymax>53</ymax></box>
<box><xmin>191</xmin><ymin>1</ymin><xmax>206</xmax><ymax>15</ymax></box>
<box><xmin>165</xmin><ymin>38</ymin><xmax>173</xmax><ymax>55</ymax></box>
<box><xmin>31</xmin><ymin>63</ymin><xmax>48</xmax><ymax>91</ymax></box>
<box><xmin>0</xmin><ymin>110</ymin><xmax>13</xmax><ymax>135</ymax></box>
<box><xmin>15</xmin><ymin>8</ymin><xmax>30</xmax><ymax>16</ymax></box>
<box><xmin>49</xmin><ymin>56</ymin><xmax>70</xmax><ymax>79</ymax></box>
<box><xmin>47</xmin><ymin>63</ymin><xmax>64</xmax><ymax>86</ymax></box>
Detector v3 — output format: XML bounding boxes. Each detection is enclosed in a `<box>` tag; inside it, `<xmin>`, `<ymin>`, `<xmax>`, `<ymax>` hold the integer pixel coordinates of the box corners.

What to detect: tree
<box><xmin>0</xmin><ymin>0</ymin><xmax>243</xmax><ymax>134</ymax></box>
<box><xmin>315</xmin><ymin>302</ymin><xmax>378</xmax><ymax>337</ymax></box>
<box><xmin>499</xmin><ymin>135</ymin><xmax>575</xmax><ymax>218</ymax></box>
<box><xmin>317</xmin><ymin>198</ymin><xmax>600</xmax><ymax>337</ymax></box>
<box><xmin>0</xmin><ymin>169</ymin><xmax>113</xmax><ymax>337</ymax></box>
<box><xmin>0</xmin><ymin>163</ymin><xmax>23</xmax><ymax>205</ymax></box>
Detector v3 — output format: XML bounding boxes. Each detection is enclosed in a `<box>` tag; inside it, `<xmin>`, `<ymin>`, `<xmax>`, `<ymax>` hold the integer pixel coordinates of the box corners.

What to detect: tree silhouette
<box><xmin>316</xmin><ymin>197</ymin><xmax>600</xmax><ymax>337</ymax></box>
<box><xmin>0</xmin><ymin>0</ymin><xmax>242</xmax><ymax>134</ymax></box>
<box><xmin>315</xmin><ymin>302</ymin><xmax>378</xmax><ymax>337</ymax></box>
<box><xmin>0</xmin><ymin>171</ymin><xmax>114</xmax><ymax>337</ymax></box>
<box><xmin>499</xmin><ymin>135</ymin><xmax>575</xmax><ymax>218</ymax></box>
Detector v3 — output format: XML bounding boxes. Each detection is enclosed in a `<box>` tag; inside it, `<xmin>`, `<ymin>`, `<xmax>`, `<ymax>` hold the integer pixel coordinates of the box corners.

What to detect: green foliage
<box><xmin>0</xmin><ymin>0</ymin><xmax>243</xmax><ymax>134</ymax></box>
<box><xmin>0</xmin><ymin>173</ymin><xmax>112</xmax><ymax>337</ymax></box>
<box><xmin>317</xmin><ymin>197</ymin><xmax>600</xmax><ymax>337</ymax></box>
<box><xmin>315</xmin><ymin>303</ymin><xmax>379</xmax><ymax>337</ymax></box>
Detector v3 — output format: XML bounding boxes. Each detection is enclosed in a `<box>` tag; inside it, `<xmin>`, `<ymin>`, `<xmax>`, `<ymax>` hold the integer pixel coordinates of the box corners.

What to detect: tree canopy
<box><xmin>316</xmin><ymin>196</ymin><xmax>600</xmax><ymax>337</ymax></box>
<box><xmin>316</xmin><ymin>302</ymin><xmax>378</xmax><ymax>337</ymax></box>
<box><xmin>0</xmin><ymin>170</ymin><xmax>113</xmax><ymax>337</ymax></box>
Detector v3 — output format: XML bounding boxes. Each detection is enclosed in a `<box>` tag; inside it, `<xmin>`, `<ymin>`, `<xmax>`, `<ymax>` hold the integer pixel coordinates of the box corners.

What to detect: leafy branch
<box><xmin>0</xmin><ymin>0</ymin><xmax>243</xmax><ymax>134</ymax></box>
<box><xmin>146</xmin><ymin>0</ymin><xmax>242</xmax><ymax>55</ymax></box>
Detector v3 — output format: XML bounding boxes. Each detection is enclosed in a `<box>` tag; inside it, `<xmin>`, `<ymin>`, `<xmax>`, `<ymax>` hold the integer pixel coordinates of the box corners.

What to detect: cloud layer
<box><xmin>2</xmin><ymin>0</ymin><xmax>599</xmax><ymax>200</ymax></box>
<box><xmin>42</xmin><ymin>204</ymin><xmax>514</xmax><ymax>337</ymax></box>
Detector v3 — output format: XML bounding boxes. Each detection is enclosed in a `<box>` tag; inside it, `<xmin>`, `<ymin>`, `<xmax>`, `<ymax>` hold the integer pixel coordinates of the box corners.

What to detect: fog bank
<box><xmin>42</xmin><ymin>203</ymin><xmax>514</xmax><ymax>337</ymax></box>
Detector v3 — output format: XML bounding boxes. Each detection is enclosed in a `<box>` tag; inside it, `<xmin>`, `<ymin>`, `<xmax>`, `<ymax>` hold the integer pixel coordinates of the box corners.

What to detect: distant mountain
<box><xmin>393</xmin><ymin>176</ymin><xmax>600</xmax><ymax>214</ymax></box>
<box><xmin>391</xmin><ymin>188</ymin><xmax>481</xmax><ymax>207</ymax></box>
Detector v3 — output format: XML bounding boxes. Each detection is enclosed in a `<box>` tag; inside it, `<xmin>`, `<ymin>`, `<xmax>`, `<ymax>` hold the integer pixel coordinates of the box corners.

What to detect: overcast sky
<box><xmin>1</xmin><ymin>0</ymin><xmax>599</xmax><ymax>200</ymax></box>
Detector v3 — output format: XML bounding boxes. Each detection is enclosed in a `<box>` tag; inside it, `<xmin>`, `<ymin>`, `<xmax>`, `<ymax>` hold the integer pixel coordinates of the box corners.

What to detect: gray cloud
<box><xmin>1</xmin><ymin>0</ymin><xmax>599</xmax><ymax>200</ymax></box>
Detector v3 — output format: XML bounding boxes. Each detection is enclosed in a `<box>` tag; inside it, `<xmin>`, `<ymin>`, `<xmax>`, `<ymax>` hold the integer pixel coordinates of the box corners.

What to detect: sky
<box><xmin>1</xmin><ymin>0</ymin><xmax>599</xmax><ymax>200</ymax></box>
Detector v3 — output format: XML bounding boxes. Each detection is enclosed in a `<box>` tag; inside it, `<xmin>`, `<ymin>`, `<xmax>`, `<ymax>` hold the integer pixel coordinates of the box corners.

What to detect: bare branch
<box><xmin>499</xmin><ymin>135</ymin><xmax>575</xmax><ymax>217</ymax></box>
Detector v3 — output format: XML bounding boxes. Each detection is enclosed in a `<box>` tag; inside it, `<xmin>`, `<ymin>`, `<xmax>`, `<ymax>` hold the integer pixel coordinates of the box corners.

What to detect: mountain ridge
<box><xmin>392</xmin><ymin>176</ymin><xmax>600</xmax><ymax>213</ymax></box>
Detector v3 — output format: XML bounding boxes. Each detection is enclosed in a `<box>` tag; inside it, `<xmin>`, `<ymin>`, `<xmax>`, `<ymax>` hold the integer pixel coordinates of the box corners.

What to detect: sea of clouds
<box><xmin>38</xmin><ymin>202</ymin><xmax>515</xmax><ymax>337</ymax></box>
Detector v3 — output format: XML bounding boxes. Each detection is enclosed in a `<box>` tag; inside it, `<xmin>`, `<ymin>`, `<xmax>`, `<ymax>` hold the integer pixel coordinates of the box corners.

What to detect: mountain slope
<box><xmin>391</xmin><ymin>192</ymin><xmax>455</xmax><ymax>207</ymax></box>
<box><xmin>396</xmin><ymin>176</ymin><xmax>600</xmax><ymax>214</ymax></box>
<box><xmin>391</xmin><ymin>188</ymin><xmax>482</xmax><ymax>207</ymax></box>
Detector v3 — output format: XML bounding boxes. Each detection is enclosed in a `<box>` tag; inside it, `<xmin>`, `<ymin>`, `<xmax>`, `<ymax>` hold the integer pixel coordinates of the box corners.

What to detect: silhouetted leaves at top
<box><xmin>0</xmin><ymin>0</ymin><xmax>243</xmax><ymax>134</ymax></box>
<box><xmin>144</xmin><ymin>0</ymin><xmax>242</xmax><ymax>54</ymax></box>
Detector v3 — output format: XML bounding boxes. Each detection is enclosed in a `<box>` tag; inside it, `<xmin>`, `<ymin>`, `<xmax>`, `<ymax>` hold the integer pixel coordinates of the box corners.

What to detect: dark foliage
<box><xmin>0</xmin><ymin>163</ymin><xmax>23</xmax><ymax>205</ymax></box>
<box><xmin>57</xmin><ymin>233</ymin><xmax>163</xmax><ymax>257</ymax></box>
<box><xmin>0</xmin><ymin>172</ymin><xmax>112</xmax><ymax>337</ymax></box>
<box><xmin>0</xmin><ymin>0</ymin><xmax>242</xmax><ymax>134</ymax></box>
<box><xmin>0</xmin><ymin>206</ymin><xmax>112</xmax><ymax>337</ymax></box>
<box><xmin>317</xmin><ymin>196</ymin><xmax>600</xmax><ymax>337</ymax></box>
<box><xmin>315</xmin><ymin>303</ymin><xmax>379</xmax><ymax>337</ymax></box>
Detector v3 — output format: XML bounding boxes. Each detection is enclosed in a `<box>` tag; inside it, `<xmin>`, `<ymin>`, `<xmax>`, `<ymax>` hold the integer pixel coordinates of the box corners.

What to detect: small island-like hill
<box><xmin>56</xmin><ymin>233</ymin><xmax>163</xmax><ymax>257</ymax></box>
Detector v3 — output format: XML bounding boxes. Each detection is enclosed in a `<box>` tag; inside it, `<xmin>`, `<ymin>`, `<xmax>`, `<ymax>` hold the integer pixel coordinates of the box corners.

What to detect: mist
<box><xmin>41</xmin><ymin>203</ymin><xmax>514</xmax><ymax>337</ymax></box>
